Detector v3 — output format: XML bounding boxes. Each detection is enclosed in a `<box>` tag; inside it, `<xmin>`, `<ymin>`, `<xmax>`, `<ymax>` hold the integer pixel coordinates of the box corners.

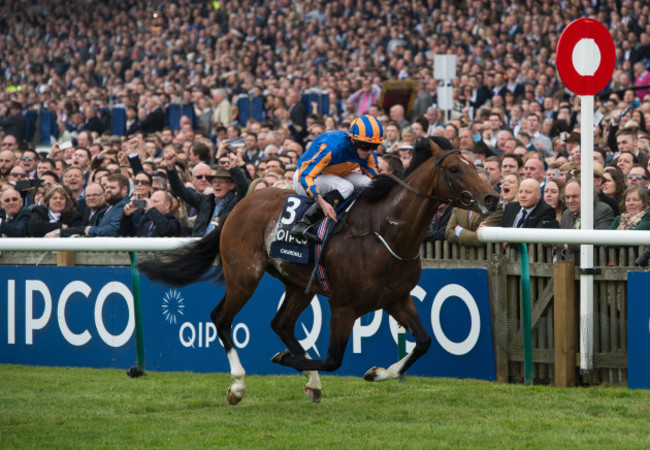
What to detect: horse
<box><xmin>138</xmin><ymin>136</ymin><xmax>498</xmax><ymax>405</ymax></box>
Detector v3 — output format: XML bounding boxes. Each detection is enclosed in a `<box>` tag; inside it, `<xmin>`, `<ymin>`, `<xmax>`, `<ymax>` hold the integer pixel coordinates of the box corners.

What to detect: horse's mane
<box><xmin>360</xmin><ymin>136</ymin><xmax>454</xmax><ymax>203</ymax></box>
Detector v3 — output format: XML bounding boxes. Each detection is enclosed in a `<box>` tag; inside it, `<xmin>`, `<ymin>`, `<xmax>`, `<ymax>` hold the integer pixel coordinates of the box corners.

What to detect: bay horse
<box><xmin>138</xmin><ymin>136</ymin><xmax>498</xmax><ymax>405</ymax></box>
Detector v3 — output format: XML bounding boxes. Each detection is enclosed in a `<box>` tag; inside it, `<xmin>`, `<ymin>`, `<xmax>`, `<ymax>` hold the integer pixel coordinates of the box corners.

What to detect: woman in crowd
<box><xmin>543</xmin><ymin>178</ymin><xmax>566</xmax><ymax>222</ymax></box>
<box><xmin>28</xmin><ymin>186</ymin><xmax>83</xmax><ymax>237</ymax></box>
<box><xmin>500</xmin><ymin>172</ymin><xmax>521</xmax><ymax>209</ymax></box>
<box><xmin>608</xmin><ymin>186</ymin><xmax>650</xmax><ymax>231</ymax></box>
<box><xmin>601</xmin><ymin>167</ymin><xmax>627</xmax><ymax>204</ymax></box>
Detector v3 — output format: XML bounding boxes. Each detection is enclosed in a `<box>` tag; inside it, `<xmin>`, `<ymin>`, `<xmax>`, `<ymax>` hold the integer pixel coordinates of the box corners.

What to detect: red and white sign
<box><xmin>556</xmin><ymin>18</ymin><xmax>615</xmax><ymax>96</ymax></box>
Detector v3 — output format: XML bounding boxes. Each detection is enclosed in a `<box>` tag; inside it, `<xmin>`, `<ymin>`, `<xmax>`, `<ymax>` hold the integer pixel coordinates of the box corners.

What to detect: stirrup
<box><xmin>291</xmin><ymin>224</ymin><xmax>322</xmax><ymax>244</ymax></box>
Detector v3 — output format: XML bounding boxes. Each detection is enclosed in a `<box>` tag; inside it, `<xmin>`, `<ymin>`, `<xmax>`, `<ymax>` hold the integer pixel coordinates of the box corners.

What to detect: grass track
<box><xmin>2</xmin><ymin>364</ymin><xmax>650</xmax><ymax>448</ymax></box>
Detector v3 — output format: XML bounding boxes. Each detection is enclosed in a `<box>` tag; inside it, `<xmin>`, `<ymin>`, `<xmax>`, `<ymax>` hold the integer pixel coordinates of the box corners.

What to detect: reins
<box><xmin>348</xmin><ymin>148</ymin><xmax>480</xmax><ymax>262</ymax></box>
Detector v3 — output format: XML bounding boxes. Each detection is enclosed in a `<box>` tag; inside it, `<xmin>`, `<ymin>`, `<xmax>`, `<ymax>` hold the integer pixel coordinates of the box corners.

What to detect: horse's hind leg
<box><xmin>270</xmin><ymin>283</ymin><xmax>322</xmax><ymax>403</ymax></box>
<box><xmin>211</xmin><ymin>276</ymin><xmax>262</xmax><ymax>405</ymax></box>
<box><xmin>364</xmin><ymin>295</ymin><xmax>432</xmax><ymax>382</ymax></box>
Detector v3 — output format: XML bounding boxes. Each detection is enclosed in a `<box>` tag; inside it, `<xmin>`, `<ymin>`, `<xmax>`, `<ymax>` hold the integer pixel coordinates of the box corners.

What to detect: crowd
<box><xmin>1</xmin><ymin>0</ymin><xmax>650</xmax><ymax>258</ymax></box>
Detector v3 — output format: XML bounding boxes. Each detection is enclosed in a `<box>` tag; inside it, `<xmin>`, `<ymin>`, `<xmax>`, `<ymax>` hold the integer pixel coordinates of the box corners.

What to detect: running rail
<box><xmin>0</xmin><ymin>237</ymin><xmax>197</xmax><ymax>252</ymax></box>
<box><xmin>478</xmin><ymin>227</ymin><xmax>650</xmax><ymax>246</ymax></box>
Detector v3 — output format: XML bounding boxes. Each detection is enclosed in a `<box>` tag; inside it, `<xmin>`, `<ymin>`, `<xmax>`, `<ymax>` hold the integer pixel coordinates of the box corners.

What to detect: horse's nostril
<box><xmin>484</xmin><ymin>195</ymin><xmax>499</xmax><ymax>210</ymax></box>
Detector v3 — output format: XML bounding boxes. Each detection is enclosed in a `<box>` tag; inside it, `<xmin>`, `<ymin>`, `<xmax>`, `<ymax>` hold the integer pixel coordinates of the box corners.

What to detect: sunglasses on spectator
<box><xmin>628</xmin><ymin>174</ymin><xmax>647</xmax><ymax>180</ymax></box>
<box><xmin>10</xmin><ymin>172</ymin><xmax>27</xmax><ymax>178</ymax></box>
<box><xmin>2</xmin><ymin>197</ymin><xmax>20</xmax><ymax>203</ymax></box>
<box><xmin>193</xmin><ymin>175</ymin><xmax>210</xmax><ymax>180</ymax></box>
<box><xmin>22</xmin><ymin>156</ymin><xmax>35</xmax><ymax>161</ymax></box>
<box><xmin>134</xmin><ymin>179</ymin><xmax>150</xmax><ymax>185</ymax></box>
<box><xmin>219</xmin><ymin>159</ymin><xmax>230</xmax><ymax>165</ymax></box>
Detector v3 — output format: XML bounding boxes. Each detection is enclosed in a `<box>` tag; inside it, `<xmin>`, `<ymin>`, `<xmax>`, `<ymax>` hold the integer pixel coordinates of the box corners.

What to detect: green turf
<box><xmin>2</xmin><ymin>364</ymin><xmax>650</xmax><ymax>448</ymax></box>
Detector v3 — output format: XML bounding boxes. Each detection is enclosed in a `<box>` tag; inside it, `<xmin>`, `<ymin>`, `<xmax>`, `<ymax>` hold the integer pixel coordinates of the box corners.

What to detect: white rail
<box><xmin>478</xmin><ymin>227</ymin><xmax>650</xmax><ymax>246</ymax></box>
<box><xmin>0</xmin><ymin>237</ymin><xmax>198</xmax><ymax>252</ymax></box>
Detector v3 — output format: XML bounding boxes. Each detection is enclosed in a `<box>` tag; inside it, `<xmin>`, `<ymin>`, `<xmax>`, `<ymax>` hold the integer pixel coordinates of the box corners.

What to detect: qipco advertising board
<box><xmin>0</xmin><ymin>266</ymin><xmax>495</xmax><ymax>381</ymax></box>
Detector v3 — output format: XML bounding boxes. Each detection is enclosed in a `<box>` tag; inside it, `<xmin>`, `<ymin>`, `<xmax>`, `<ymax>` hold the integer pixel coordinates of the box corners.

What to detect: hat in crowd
<box><xmin>109</xmin><ymin>135</ymin><xmax>122</xmax><ymax>143</ymax></box>
<box><xmin>593</xmin><ymin>161</ymin><xmax>604</xmax><ymax>178</ymax></box>
<box><xmin>208</xmin><ymin>166</ymin><xmax>233</xmax><ymax>180</ymax></box>
<box><xmin>566</xmin><ymin>132</ymin><xmax>581</xmax><ymax>144</ymax></box>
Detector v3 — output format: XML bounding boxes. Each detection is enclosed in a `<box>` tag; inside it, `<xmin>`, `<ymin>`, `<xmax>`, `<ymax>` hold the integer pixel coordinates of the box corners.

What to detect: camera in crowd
<box><xmin>226</xmin><ymin>137</ymin><xmax>245</xmax><ymax>151</ymax></box>
<box><xmin>133</xmin><ymin>199</ymin><xmax>147</xmax><ymax>209</ymax></box>
<box><xmin>15</xmin><ymin>179</ymin><xmax>43</xmax><ymax>191</ymax></box>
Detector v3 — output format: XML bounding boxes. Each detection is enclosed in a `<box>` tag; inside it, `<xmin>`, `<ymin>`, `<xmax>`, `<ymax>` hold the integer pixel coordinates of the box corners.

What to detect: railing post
<box><xmin>56</xmin><ymin>251</ymin><xmax>76</xmax><ymax>266</ymax></box>
<box><xmin>554</xmin><ymin>260</ymin><xmax>576</xmax><ymax>387</ymax></box>
<box><xmin>127</xmin><ymin>252</ymin><xmax>146</xmax><ymax>377</ymax></box>
<box><xmin>517</xmin><ymin>243</ymin><xmax>533</xmax><ymax>386</ymax></box>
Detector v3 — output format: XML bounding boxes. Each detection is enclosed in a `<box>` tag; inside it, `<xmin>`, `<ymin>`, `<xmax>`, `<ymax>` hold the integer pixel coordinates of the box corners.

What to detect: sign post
<box><xmin>556</xmin><ymin>18</ymin><xmax>615</xmax><ymax>375</ymax></box>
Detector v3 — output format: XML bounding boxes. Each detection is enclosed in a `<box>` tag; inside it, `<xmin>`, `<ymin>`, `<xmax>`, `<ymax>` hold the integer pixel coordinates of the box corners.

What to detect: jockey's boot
<box><xmin>291</xmin><ymin>203</ymin><xmax>324</xmax><ymax>244</ymax></box>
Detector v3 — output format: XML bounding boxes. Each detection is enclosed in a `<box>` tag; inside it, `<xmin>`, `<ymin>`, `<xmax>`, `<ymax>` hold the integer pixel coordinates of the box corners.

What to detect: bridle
<box><xmin>386</xmin><ymin>149</ymin><xmax>480</xmax><ymax>210</ymax></box>
<box><xmin>351</xmin><ymin>148</ymin><xmax>489</xmax><ymax>262</ymax></box>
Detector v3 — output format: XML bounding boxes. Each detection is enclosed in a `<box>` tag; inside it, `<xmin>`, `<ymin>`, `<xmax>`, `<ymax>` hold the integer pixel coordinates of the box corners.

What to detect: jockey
<box><xmin>291</xmin><ymin>114</ymin><xmax>384</xmax><ymax>242</ymax></box>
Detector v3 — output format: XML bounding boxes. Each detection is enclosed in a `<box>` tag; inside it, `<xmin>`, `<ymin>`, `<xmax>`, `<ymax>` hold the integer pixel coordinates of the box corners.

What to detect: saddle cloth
<box><xmin>269</xmin><ymin>194</ymin><xmax>355</xmax><ymax>293</ymax></box>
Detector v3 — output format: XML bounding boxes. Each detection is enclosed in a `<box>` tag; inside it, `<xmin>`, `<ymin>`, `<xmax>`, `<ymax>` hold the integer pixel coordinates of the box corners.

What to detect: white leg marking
<box><xmin>366</xmin><ymin>354</ymin><xmax>410</xmax><ymax>382</ymax></box>
<box><xmin>227</xmin><ymin>349</ymin><xmax>246</xmax><ymax>400</ymax></box>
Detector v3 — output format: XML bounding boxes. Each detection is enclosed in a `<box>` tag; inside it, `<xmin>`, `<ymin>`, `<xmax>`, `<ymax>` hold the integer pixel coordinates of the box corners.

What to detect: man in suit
<box><xmin>0</xmin><ymin>188</ymin><xmax>31</xmax><ymax>237</ymax></box>
<box><xmin>499</xmin><ymin>179</ymin><xmax>558</xmax><ymax>229</ymax></box>
<box><xmin>559</xmin><ymin>179</ymin><xmax>614</xmax><ymax>260</ymax></box>
<box><xmin>83</xmin><ymin>174</ymin><xmax>130</xmax><ymax>236</ymax></box>
<box><xmin>61</xmin><ymin>183</ymin><xmax>108</xmax><ymax>237</ymax></box>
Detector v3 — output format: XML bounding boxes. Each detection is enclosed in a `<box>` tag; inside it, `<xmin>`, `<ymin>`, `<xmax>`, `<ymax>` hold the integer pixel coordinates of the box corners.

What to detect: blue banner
<box><xmin>627</xmin><ymin>272</ymin><xmax>650</xmax><ymax>389</ymax></box>
<box><xmin>0</xmin><ymin>267</ymin><xmax>495</xmax><ymax>381</ymax></box>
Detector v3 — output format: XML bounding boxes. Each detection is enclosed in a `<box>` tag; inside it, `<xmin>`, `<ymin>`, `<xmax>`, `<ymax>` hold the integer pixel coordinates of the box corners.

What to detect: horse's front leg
<box><xmin>270</xmin><ymin>283</ymin><xmax>322</xmax><ymax>403</ymax></box>
<box><xmin>363</xmin><ymin>295</ymin><xmax>431</xmax><ymax>382</ymax></box>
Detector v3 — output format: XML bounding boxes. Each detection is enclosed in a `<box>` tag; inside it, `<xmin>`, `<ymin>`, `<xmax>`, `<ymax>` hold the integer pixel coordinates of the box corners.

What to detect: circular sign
<box><xmin>556</xmin><ymin>18</ymin><xmax>615</xmax><ymax>96</ymax></box>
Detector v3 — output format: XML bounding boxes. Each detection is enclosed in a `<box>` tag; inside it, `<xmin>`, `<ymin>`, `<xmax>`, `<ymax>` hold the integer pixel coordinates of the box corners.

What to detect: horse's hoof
<box><xmin>364</xmin><ymin>367</ymin><xmax>380</xmax><ymax>382</ymax></box>
<box><xmin>305</xmin><ymin>386</ymin><xmax>322</xmax><ymax>403</ymax></box>
<box><xmin>227</xmin><ymin>386</ymin><xmax>243</xmax><ymax>405</ymax></box>
<box><xmin>271</xmin><ymin>349</ymin><xmax>291</xmax><ymax>365</ymax></box>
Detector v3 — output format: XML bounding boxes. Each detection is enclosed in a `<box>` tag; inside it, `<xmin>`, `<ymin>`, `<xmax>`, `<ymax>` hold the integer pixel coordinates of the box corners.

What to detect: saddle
<box><xmin>270</xmin><ymin>194</ymin><xmax>355</xmax><ymax>264</ymax></box>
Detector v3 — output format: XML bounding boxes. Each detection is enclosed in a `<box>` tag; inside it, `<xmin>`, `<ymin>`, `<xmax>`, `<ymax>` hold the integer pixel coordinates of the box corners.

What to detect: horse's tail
<box><xmin>137</xmin><ymin>226</ymin><xmax>222</xmax><ymax>287</ymax></box>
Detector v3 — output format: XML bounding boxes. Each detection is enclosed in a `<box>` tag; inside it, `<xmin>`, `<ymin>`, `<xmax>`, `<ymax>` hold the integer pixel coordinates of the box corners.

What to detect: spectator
<box><xmin>164</xmin><ymin>152</ymin><xmax>249</xmax><ymax>237</ymax></box>
<box><xmin>20</xmin><ymin>149</ymin><xmax>38</xmax><ymax>178</ymax></box>
<box><xmin>0</xmin><ymin>101</ymin><xmax>26</xmax><ymax>142</ymax></box>
<box><xmin>500</xmin><ymin>173</ymin><xmax>521</xmax><ymax>208</ymax></box>
<box><xmin>0</xmin><ymin>188</ymin><xmax>31</xmax><ymax>237</ymax></box>
<box><xmin>425</xmin><ymin>204</ymin><xmax>452</xmax><ymax>244</ymax></box>
<box><xmin>120</xmin><ymin>190</ymin><xmax>180</xmax><ymax>237</ymax></box>
<box><xmin>0</xmin><ymin>149</ymin><xmax>16</xmax><ymax>178</ymax></box>
<box><xmin>484</xmin><ymin>156</ymin><xmax>502</xmax><ymax>193</ymax></box>
<box><xmin>499</xmin><ymin>179</ymin><xmax>558</xmax><ymax>229</ymax></box>
<box><xmin>347</xmin><ymin>78</ymin><xmax>381</xmax><ymax>116</ymax></box>
<box><xmin>501</xmin><ymin>154</ymin><xmax>523</xmax><ymax>176</ymax></box>
<box><xmin>608</xmin><ymin>186</ymin><xmax>650</xmax><ymax>231</ymax></box>
<box><xmin>600</xmin><ymin>167</ymin><xmax>627</xmax><ymax>205</ymax></box>
<box><xmin>84</xmin><ymin>174</ymin><xmax>130</xmax><ymax>237</ymax></box>
<box><xmin>61</xmin><ymin>183</ymin><xmax>108</xmax><ymax>237</ymax></box>
<box><xmin>30</xmin><ymin>186</ymin><xmax>83</xmax><ymax>237</ymax></box>
<box><xmin>543</xmin><ymin>178</ymin><xmax>566</xmax><ymax>222</ymax></box>
<box><xmin>627</xmin><ymin>165</ymin><xmax>650</xmax><ymax>190</ymax></box>
<box><xmin>211</xmin><ymin>88</ymin><xmax>232</xmax><ymax>127</ymax></box>
<box><xmin>561</xmin><ymin>180</ymin><xmax>614</xmax><ymax>230</ymax></box>
<box><xmin>62</xmin><ymin>166</ymin><xmax>87</xmax><ymax>216</ymax></box>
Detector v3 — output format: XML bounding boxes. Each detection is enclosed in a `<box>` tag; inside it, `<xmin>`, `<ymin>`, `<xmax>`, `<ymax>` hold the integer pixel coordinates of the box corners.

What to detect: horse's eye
<box><xmin>449</xmin><ymin>166</ymin><xmax>459</xmax><ymax>174</ymax></box>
